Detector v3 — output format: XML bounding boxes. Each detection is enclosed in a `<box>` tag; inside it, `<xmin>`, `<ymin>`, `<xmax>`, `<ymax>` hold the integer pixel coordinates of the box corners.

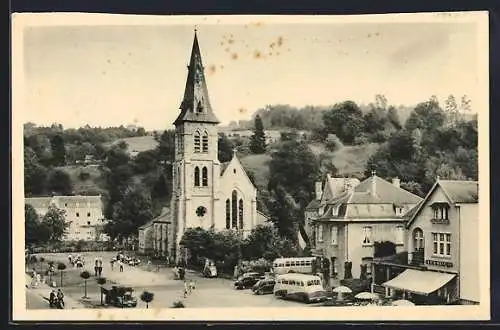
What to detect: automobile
<box><xmin>251</xmin><ymin>278</ymin><xmax>276</xmax><ymax>295</ymax></box>
<box><xmin>234</xmin><ymin>272</ymin><xmax>265</xmax><ymax>290</ymax></box>
<box><xmin>128</xmin><ymin>258</ymin><xmax>141</xmax><ymax>266</ymax></box>
<box><xmin>104</xmin><ymin>286</ymin><xmax>138</xmax><ymax>308</ymax></box>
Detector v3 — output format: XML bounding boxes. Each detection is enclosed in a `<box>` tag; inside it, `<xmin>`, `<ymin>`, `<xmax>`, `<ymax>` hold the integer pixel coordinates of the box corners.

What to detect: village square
<box><xmin>21</xmin><ymin>21</ymin><xmax>481</xmax><ymax>311</ymax></box>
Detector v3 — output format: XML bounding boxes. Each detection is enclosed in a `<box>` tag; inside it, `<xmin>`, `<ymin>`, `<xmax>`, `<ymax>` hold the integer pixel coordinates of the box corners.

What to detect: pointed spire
<box><xmin>174</xmin><ymin>29</ymin><xmax>220</xmax><ymax>126</ymax></box>
<box><xmin>232</xmin><ymin>148</ymin><xmax>238</xmax><ymax>158</ymax></box>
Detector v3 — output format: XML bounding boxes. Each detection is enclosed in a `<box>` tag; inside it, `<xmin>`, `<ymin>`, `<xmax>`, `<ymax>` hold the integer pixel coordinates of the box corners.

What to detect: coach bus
<box><xmin>272</xmin><ymin>257</ymin><xmax>316</xmax><ymax>275</ymax></box>
<box><xmin>273</xmin><ymin>273</ymin><xmax>327</xmax><ymax>303</ymax></box>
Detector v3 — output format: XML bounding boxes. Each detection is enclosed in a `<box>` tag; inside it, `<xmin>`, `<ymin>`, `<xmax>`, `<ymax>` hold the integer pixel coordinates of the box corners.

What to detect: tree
<box><xmin>80</xmin><ymin>270</ymin><xmax>90</xmax><ymax>298</ymax></box>
<box><xmin>24</xmin><ymin>147</ymin><xmax>48</xmax><ymax>196</ymax></box>
<box><xmin>404</xmin><ymin>100</ymin><xmax>446</xmax><ymax>133</ymax></box>
<box><xmin>249</xmin><ymin>115</ymin><xmax>267</xmax><ymax>154</ymax></box>
<box><xmin>387</xmin><ymin>106</ymin><xmax>402</xmax><ymax>130</ymax></box>
<box><xmin>106</xmin><ymin>185</ymin><xmax>154</xmax><ymax>240</ymax></box>
<box><xmin>218</xmin><ymin>134</ymin><xmax>234</xmax><ymax>163</ymax></box>
<box><xmin>41</xmin><ymin>205</ymin><xmax>69</xmax><ymax>242</ymax></box>
<box><xmin>268</xmin><ymin>140</ymin><xmax>321</xmax><ymax>210</ymax></box>
<box><xmin>48</xmin><ymin>169</ymin><xmax>73</xmax><ymax>195</ymax></box>
<box><xmin>96</xmin><ymin>277</ymin><xmax>107</xmax><ymax>305</ymax></box>
<box><xmin>133</xmin><ymin>150</ymin><xmax>159</xmax><ymax>174</ymax></box>
<box><xmin>444</xmin><ymin>94</ymin><xmax>459</xmax><ymax>126</ymax></box>
<box><xmin>322</xmin><ymin>101</ymin><xmax>365</xmax><ymax>144</ymax></box>
<box><xmin>57</xmin><ymin>262</ymin><xmax>67</xmax><ymax>287</ymax></box>
<box><xmin>325</xmin><ymin>134</ymin><xmax>343</xmax><ymax>152</ymax></box>
<box><xmin>25</xmin><ymin>204</ymin><xmax>40</xmax><ymax>246</ymax></box>
<box><xmin>50</xmin><ymin>134</ymin><xmax>66</xmax><ymax>166</ymax></box>
<box><xmin>242</xmin><ymin>225</ymin><xmax>298</xmax><ymax>261</ymax></box>
<box><xmin>460</xmin><ymin>95</ymin><xmax>472</xmax><ymax>112</ymax></box>
<box><xmin>140</xmin><ymin>291</ymin><xmax>154</xmax><ymax>308</ymax></box>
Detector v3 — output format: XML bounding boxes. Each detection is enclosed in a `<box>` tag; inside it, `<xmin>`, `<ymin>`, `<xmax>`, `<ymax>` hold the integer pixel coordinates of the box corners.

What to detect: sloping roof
<box><xmin>439</xmin><ymin>180</ymin><xmax>479</xmax><ymax>203</ymax></box>
<box><xmin>305</xmin><ymin>199</ymin><xmax>321</xmax><ymax>210</ymax></box>
<box><xmin>350</xmin><ymin>175</ymin><xmax>422</xmax><ymax>205</ymax></box>
<box><xmin>56</xmin><ymin>195</ymin><xmax>102</xmax><ymax>207</ymax></box>
<box><xmin>173</xmin><ymin>31</ymin><xmax>220</xmax><ymax>125</ymax></box>
<box><xmin>152</xmin><ymin>207</ymin><xmax>171</xmax><ymax>223</ymax></box>
<box><xmin>25</xmin><ymin>197</ymin><xmax>53</xmax><ymax>209</ymax></box>
<box><xmin>406</xmin><ymin>179</ymin><xmax>478</xmax><ymax>228</ymax></box>
<box><xmin>220</xmin><ymin>162</ymin><xmax>230</xmax><ymax>176</ymax></box>
<box><xmin>138</xmin><ymin>220</ymin><xmax>154</xmax><ymax>230</ymax></box>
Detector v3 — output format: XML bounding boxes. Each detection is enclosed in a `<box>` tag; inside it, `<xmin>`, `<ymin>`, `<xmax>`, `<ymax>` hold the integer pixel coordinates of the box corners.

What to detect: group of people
<box><xmin>49</xmin><ymin>289</ymin><xmax>65</xmax><ymax>308</ymax></box>
<box><xmin>110</xmin><ymin>253</ymin><xmax>127</xmax><ymax>272</ymax></box>
<box><xmin>94</xmin><ymin>257</ymin><xmax>104</xmax><ymax>277</ymax></box>
<box><xmin>68</xmin><ymin>254</ymin><xmax>84</xmax><ymax>268</ymax></box>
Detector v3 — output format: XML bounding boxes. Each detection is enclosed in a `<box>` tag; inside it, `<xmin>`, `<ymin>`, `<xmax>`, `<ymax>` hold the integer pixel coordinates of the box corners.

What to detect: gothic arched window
<box><xmin>202</xmin><ymin>167</ymin><xmax>208</xmax><ymax>186</ymax></box>
<box><xmin>194</xmin><ymin>166</ymin><xmax>200</xmax><ymax>187</ymax></box>
<box><xmin>225</xmin><ymin>199</ymin><xmax>230</xmax><ymax>229</ymax></box>
<box><xmin>194</xmin><ymin>131</ymin><xmax>201</xmax><ymax>153</ymax></box>
<box><xmin>231</xmin><ymin>190</ymin><xmax>238</xmax><ymax>229</ymax></box>
<box><xmin>202</xmin><ymin>131</ymin><xmax>209</xmax><ymax>153</ymax></box>
<box><xmin>238</xmin><ymin>199</ymin><xmax>244</xmax><ymax>230</ymax></box>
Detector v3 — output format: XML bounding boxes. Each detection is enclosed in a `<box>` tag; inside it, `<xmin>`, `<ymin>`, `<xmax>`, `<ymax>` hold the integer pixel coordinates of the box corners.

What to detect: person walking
<box><xmin>49</xmin><ymin>289</ymin><xmax>56</xmax><ymax>307</ymax></box>
<box><xmin>183</xmin><ymin>280</ymin><xmax>189</xmax><ymax>298</ymax></box>
<box><xmin>56</xmin><ymin>289</ymin><xmax>65</xmax><ymax>308</ymax></box>
<box><xmin>97</xmin><ymin>257</ymin><xmax>103</xmax><ymax>277</ymax></box>
<box><xmin>110</xmin><ymin>258</ymin><xmax>115</xmax><ymax>271</ymax></box>
<box><xmin>94</xmin><ymin>257</ymin><xmax>99</xmax><ymax>277</ymax></box>
<box><xmin>119</xmin><ymin>259</ymin><xmax>124</xmax><ymax>272</ymax></box>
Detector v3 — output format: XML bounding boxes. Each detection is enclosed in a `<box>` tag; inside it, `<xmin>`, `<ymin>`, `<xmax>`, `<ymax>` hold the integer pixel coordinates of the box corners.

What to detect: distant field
<box><xmin>239</xmin><ymin>154</ymin><xmax>272</xmax><ymax>191</ymax></box>
<box><xmin>105</xmin><ymin>136</ymin><xmax>158</xmax><ymax>154</ymax></box>
<box><xmin>59</xmin><ymin>165</ymin><xmax>107</xmax><ymax>196</ymax></box>
<box><xmin>331</xmin><ymin>143</ymin><xmax>380</xmax><ymax>177</ymax></box>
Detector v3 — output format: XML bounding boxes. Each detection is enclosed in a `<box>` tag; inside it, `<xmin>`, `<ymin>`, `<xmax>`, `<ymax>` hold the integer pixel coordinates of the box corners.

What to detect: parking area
<box><xmin>27</xmin><ymin>252</ymin><xmax>325</xmax><ymax>309</ymax></box>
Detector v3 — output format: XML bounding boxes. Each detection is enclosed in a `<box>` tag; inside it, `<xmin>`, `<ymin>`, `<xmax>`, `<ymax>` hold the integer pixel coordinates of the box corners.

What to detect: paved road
<box><xmin>26</xmin><ymin>290</ymin><xmax>49</xmax><ymax>309</ymax></box>
<box><xmin>32</xmin><ymin>252</ymin><xmax>324</xmax><ymax>309</ymax></box>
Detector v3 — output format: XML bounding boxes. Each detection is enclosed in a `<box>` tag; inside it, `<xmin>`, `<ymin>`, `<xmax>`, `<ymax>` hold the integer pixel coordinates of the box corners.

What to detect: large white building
<box><xmin>25</xmin><ymin>195</ymin><xmax>108</xmax><ymax>241</ymax></box>
<box><xmin>140</xmin><ymin>31</ymin><xmax>268</xmax><ymax>261</ymax></box>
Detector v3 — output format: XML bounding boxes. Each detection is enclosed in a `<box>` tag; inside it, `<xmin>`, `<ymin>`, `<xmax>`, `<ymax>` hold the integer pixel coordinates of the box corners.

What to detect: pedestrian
<box><xmin>49</xmin><ymin>289</ymin><xmax>56</xmax><ymax>307</ymax></box>
<box><xmin>119</xmin><ymin>259</ymin><xmax>124</xmax><ymax>272</ymax></box>
<box><xmin>94</xmin><ymin>257</ymin><xmax>99</xmax><ymax>277</ymax></box>
<box><xmin>57</xmin><ymin>289</ymin><xmax>65</xmax><ymax>308</ymax></box>
<box><xmin>147</xmin><ymin>259</ymin><xmax>152</xmax><ymax>271</ymax></box>
<box><xmin>110</xmin><ymin>258</ymin><xmax>115</xmax><ymax>271</ymax></box>
<box><xmin>68</xmin><ymin>254</ymin><xmax>73</xmax><ymax>265</ymax></box>
<box><xmin>98</xmin><ymin>257</ymin><xmax>103</xmax><ymax>277</ymax></box>
<box><xmin>183</xmin><ymin>280</ymin><xmax>189</xmax><ymax>298</ymax></box>
<box><xmin>189</xmin><ymin>280</ymin><xmax>196</xmax><ymax>292</ymax></box>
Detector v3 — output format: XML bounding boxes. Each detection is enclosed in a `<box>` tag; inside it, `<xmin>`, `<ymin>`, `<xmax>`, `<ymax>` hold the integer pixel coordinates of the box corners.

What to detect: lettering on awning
<box><xmin>425</xmin><ymin>259</ymin><xmax>453</xmax><ymax>268</ymax></box>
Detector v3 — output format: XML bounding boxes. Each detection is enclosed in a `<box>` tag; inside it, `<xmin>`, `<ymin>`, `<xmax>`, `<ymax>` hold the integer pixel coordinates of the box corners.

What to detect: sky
<box><xmin>19</xmin><ymin>14</ymin><xmax>482</xmax><ymax>130</ymax></box>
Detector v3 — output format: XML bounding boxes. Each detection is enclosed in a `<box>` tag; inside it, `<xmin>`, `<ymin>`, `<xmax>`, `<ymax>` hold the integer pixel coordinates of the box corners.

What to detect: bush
<box><xmin>339</xmin><ymin>278</ymin><xmax>371</xmax><ymax>295</ymax></box>
<box><xmin>29</xmin><ymin>255</ymin><xmax>38</xmax><ymax>263</ymax></box>
<box><xmin>172</xmin><ymin>301</ymin><xmax>185</xmax><ymax>308</ymax></box>
<box><xmin>40</xmin><ymin>257</ymin><xmax>45</xmax><ymax>262</ymax></box>
<box><xmin>78</xmin><ymin>171</ymin><xmax>91</xmax><ymax>181</ymax></box>
<box><xmin>325</xmin><ymin>134</ymin><xmax>343</xmax><ymax>152</ymax></box>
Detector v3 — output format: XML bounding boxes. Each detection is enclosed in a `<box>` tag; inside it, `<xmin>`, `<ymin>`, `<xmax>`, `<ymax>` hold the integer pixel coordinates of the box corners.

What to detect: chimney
<box><xmin>371</xmin><ymin>170</ymin><xmax>377</xmax><ymax>197</ymax></box>
<box><xmin>315</xmin><ymin>182</ymin><xmax>323</xmax><ymax>200</ymax></box>
<box><xmin>392</xmin><ymin>177</ymin><xmax>400</xmax><ymax>188</ymax></box>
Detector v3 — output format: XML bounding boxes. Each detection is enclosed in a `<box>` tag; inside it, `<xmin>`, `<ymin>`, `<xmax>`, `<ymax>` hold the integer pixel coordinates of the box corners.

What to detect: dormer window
<box><xmin>431</xmin><ymin>203</ymin><xmax>450</xmax><ymax>224</ymax></box>
<box><xmin>332</xmin><ymin>205</ymin><xmax>340</xmax><ymax>217</ymax></box>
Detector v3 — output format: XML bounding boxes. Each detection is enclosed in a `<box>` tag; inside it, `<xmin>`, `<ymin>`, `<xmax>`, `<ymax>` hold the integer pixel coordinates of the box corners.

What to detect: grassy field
<box><xmin>239</xmin><ymin>153</ymin><xmax>272</xmax><ymax>191</ymax></box>
<box><xmin>331</xmin><ymin>143</ymin><xmax>380</xmax><ymax>177</ymax></box>
<box><xmin>105</xmin><ymin>136</ymin><xmax>158</xmax><ymax>154</ymax></box>
<box><xmin>58</xmin><ymin>165</ymin><xmax>107</xmax><ymax>196</ymax></box>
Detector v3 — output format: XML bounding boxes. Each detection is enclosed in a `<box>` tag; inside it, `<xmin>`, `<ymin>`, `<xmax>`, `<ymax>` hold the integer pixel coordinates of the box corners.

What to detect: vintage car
<box><xmin>234</xmin><ymin>272</ymin><xmax>265</xmax><ymax>290</ymax></box>
<box><xmin>251</xmin><ymin>278</ymin><xmax>276</xmax><ymax>295</ymax></box>
<box><xmin>103</xmin><ymin>286</ymin><xmax>138</xmax><ymax>308</ymax></box>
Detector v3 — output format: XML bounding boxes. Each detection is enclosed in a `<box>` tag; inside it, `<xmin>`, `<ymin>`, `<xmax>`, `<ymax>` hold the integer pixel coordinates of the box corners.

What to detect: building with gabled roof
<box><xmin>25</xmin><ymin>195</ymin><xmax>108</xmax><ymax>242</ymax></box>
<box><xmin>371</xmin><ymin>178</ymin><xmax>479</xmax><ymax>305</ymax></box>
<box><xmin>306</xmin><ymin>171</ymin><xmax>423</xmax><ymax>281</ymax></box>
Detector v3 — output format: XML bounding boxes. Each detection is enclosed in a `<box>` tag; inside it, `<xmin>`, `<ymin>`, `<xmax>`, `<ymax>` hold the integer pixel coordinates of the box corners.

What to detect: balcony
<box><xmin>430</xmin><ymin>218</ymin><xmax>450</xmax><ymax>225</ymax></box>
<box><xmin>372</xmin><ymin>250</ymin><xmax>426</xmax><ymax>270</ymax></box>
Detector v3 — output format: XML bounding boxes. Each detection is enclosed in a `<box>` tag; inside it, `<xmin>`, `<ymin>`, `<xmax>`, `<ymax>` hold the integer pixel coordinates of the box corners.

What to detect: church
<box><xmin>138</xmin><ymin>31</ymin><xmax>268</xmax><ymax>261</ymax></box>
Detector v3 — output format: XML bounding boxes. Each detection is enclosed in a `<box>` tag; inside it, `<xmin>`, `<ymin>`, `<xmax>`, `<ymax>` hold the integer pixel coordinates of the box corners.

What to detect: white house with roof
<box><xmin>308</xmin><ymin>172</ymin><xmax>423</xmax><ymax>280</ymax></box>
<box><xmin>25</xmin><ymin>195</ymin><xmax>108</xmax><ymax>242</ymax></box>
<box><xmin>375</xmin><ymin>179</ymin><xmax>479</xmax><ymax>305</ymax></box>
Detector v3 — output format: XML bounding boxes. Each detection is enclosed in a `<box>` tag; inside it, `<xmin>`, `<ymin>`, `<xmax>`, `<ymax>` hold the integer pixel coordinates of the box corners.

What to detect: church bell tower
<box><xmin>170</xmin><ymin>30</ymin><xmax>221</xmax><ymax>260</ymax></box>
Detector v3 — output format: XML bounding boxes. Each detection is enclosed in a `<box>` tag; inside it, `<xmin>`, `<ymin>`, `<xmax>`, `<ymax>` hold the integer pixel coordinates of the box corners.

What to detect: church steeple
<box><xmin>174</xmin><ymin>29</ymin><xmax>220</xmax><ymax>126</ymax></box>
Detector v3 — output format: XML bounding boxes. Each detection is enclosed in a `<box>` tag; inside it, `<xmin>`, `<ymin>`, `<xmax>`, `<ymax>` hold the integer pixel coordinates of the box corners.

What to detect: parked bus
<box><xmin>273</xmin><ymin>273</ymin><xmax>327</xmax><ymax>303</ymax></box>
<box><xmin>272</xmin><ymin>257</ymin><xmax>316</xmax><ymax>275</ymax></box>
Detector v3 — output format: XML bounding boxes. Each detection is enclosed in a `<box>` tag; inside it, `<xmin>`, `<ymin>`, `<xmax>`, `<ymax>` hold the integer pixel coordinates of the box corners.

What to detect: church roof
<box><xmin>220</xmin><ymin>162</ymin><xmax>230</xmax><ymax>176</ymax></box>
<box><xmin>174</xmin><ymin>31</ymin><xmax>220</xmax><ymax>125</ymax></box>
